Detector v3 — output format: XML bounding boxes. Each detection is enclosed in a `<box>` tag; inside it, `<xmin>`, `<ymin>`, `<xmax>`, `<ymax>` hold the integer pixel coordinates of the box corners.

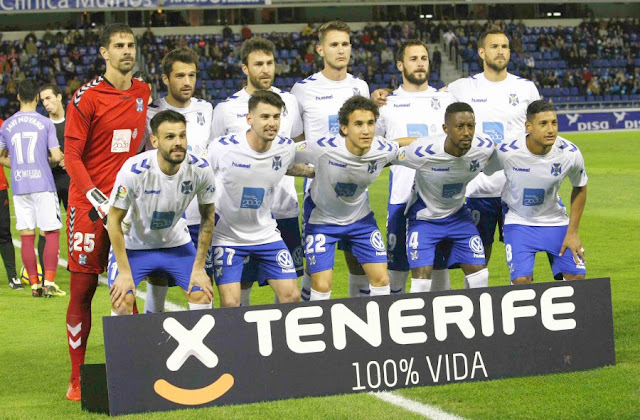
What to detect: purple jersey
<box><xmin>0</xmin><ymin>111</ymin><xmax>59</xmax><ymax>194</ymax></box>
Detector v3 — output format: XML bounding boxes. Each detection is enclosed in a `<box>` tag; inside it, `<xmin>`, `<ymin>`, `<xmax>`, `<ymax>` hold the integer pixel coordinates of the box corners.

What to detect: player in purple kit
<box><xmin>0</xmin><ymin>79</ymin><xmax>65</xmax><ymax>297</ymax></box>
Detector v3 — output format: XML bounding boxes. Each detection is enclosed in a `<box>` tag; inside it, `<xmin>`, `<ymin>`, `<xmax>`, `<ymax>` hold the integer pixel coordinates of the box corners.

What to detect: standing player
<box><xmin>208</xmin><ymin>90</ymin><xmax>304</xmax><ymax>307</ymax></box>
<box><xmin>392</xmin><ymin>103</ymin><xmax>494</xmax><ymax>292</ymax></box>
<box><xmin>38</xmin><ymin>84</ymin><xmax>70</xmax><ymax>278</ymax></box>
<box><xmin>63</xmin><ymin>24</ymin><xmax>149</xmax><ymax>401</ymax></box>
<box><xmin>136</xmin><ymin>47</ymin><xmax>214</xmax><ymax>314</ymax></box>
<box><xmin>296</xmin><ymin>96</ymin><xmax>413</xmax><ymax>300</ymax></box>
<box><xmin>0</xmin><ymin>117</ymin><xmax>19</xmax><ymax>289</ymax></box>
<box><xmin>376</xmin><ymin>39</ymin><xmax>452</xmax><ymax>294</ymax></box>
<box><xmin>107</xmin><ymin>110</ymin><xmax>216</xmax><ymax>314</ymax></box>
<box><xmin>484</xmin><ymin>101</ymin><xmax>587</xmax><ymax>284</ymax></box>
<box><xmin>0</xmin><ymin>79</ymin><xmax>64</xmax><ymax>297</ymax></box>
<box><xmin>212</xmin><ymin>38</ymin><xmax>304</xmax><ymax>305</ymax></box>
<box><xmin>291</xmin><ymin>20</ymin><xmax>371</xmax><ymax>300</ymax></box>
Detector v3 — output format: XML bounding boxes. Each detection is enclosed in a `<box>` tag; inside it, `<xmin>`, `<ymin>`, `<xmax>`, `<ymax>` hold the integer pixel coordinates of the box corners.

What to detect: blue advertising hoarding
<box><xmin>558</xmin><ymin>109</ymin><xmax>640</xmax><ymax>132</ymax></box>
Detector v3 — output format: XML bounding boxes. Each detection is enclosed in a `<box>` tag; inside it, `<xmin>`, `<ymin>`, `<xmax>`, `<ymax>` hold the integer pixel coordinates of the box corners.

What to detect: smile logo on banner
<box><xmin>153</xmin><ymin>315</ymin><xmax>234</xmax><ymax>405</ymax></box>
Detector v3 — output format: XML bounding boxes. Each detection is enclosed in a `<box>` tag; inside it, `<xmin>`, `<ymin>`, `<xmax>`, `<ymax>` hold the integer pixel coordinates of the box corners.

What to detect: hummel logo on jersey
<box><xmin>469</xmin><ymin>160</ymin><xmax>480</xmax><ymax>172</ymax></box>
<box><xmin>181</xmin><ymin>181</ymin><xmax>193</xmax><ymax>194</ymax></box>
<box><xmin>236</xmin><ymin>113</ymin><xmax>247</xmax><ymax>119</ymax></box>
<box><xmin>509</xmin><ymin>93</ymin><xmax>519</xmax><ymax>106</ymax></box>
<box><xmin>316</xmin><ymin>95</ymin><xmax>333</xmax><ymax>100</ymax></box>
<box><xmin>329</xmin><ymin>160</ymin><xmax>346</xmax><ymax>168</ymax></box>
<box><xmin>272</xmin><ymin>156</ymin><xmax>282</xmax><ymax>171</ymax></box>
<box><xmin>431</xmin><ymin>98</ymin><xmax>441</xmax><ymax>110</ymax></box>
<box><xmin>367</xmin><ymin>161</ymin><xmax>378</xmax><ymax>174</ymax></box>
<box><xmin>551</xmin><ymin>163</ymin><xmax>562</xmax><ymax>176</ymax></box>
<box><xmin>136</xmin><ymin>98</ymin><xmax>144</xmax><ymax>112</ymax></box>
<box><xmin>196</xmin><ymin>112</ymin><xmax>205</xmax><ymax>126</ymax></box>
<box><xmin>232</xmin><ymin>162</ymin><xmax>251</xmax><ymax>168</ymax></box>
<box><xmin>513</xmin><ymin>167</ymin><xmax>530</xmax><ymax>172</ymax></box>
<box><xmin>144</xmin><ymin>189</ymin><xmax>161</xmax><ymax>194</ymax></box>
<box><xmin>472</xmin><ymin>98</ymin><xmax>488</xmax><ymax>103</ymax></box>
<box><xmin>393</xmin><ymin>103</ymin><xmax>410</xmax><ymax>108</ymax></box>
<box><xmin>431</xmin><ymin>167</ymin><xmax>450</xmax><ymax>172</ymax></box>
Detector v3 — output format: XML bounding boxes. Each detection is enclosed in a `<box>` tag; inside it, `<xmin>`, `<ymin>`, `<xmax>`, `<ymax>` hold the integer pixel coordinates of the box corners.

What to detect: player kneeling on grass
<box><xmin>393</xmin><ymin>102</ymin><xmax>494</xmax><ymax>292</ymax></box>
<box><xmin>107</xmin><ymin>110</ymin><xmax>216</xmax><ymax>314</ymax></box>
<box><xmin>296</xmin><ymin>96</ymin><xmax>416</xmax><ymax>300</ymax></box>
<box><xmin>484</xmin><ymin>100</ymin><xmax>587</xmax><ymax>284</ymax></box>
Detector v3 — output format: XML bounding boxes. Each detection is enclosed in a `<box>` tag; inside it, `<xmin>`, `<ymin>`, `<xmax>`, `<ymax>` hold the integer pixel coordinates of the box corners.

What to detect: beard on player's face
<box><xmin>403</xmin><ymin>67</ymin><xmax>429</xmax><ymax>86</ymax></box>
<box><xmin>160</xmin><ymin>145</ymin><xmax>187</xmax><ymax>165</ymax></box>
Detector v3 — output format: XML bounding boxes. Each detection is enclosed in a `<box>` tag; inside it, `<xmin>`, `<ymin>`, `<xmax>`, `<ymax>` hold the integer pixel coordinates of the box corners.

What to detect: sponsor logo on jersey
<box><xmin>136</xmin><ymin>98</ymin><xmax>144</xmax><ymax>112</ymax></box>
<box><xmin>150</xmin><ymin>211</ymin><xmax>175</xmax><ymax>230</ymax></box>
<box><xmin>132</xmin><ymin>128</ymin><xmax>138</xmax><ymax>139</ymax></box>
<box><xmin>469</xmin><ymin>159</ymin><xmax>480</xmax><ymax>172</ymax></box>
<box><xmin>551</xmin><ymin>163</ymin><xmax>562</xmax><ymax>177</ymax></box>
<box><xmin>468</xmin><ymin>235</ymin><xmax>485</xmax><ymax>258</ymax></box>
<box><xmin>240</xmin><ymin>187</ymin><xmax>265</xmax><ymax>209</ymax></box>
<box><xmin>144</xmin><ymin>189</ymin><xmax>161</xmax><ymax>194</ymax></box>
<box><xmin>232</xmin><ymin>162</ymin><xmax>251</xmax><ymax>169</ymax></box>
<box><xmin>482</xmin><ymin>122</ymin><xmax>504</xmax><ymax>143</ymax></box>
<box><xmin>367</xmin><ymin>161</ymin><xmax>378</xmax><ymax>174</ymax></box>
<box><xmin>329</xmin><ymin>160</ymin><xmax>347</xmax><ymax>168</ymax></box>
<box><xmin>236</xmin><ymin>113</ymin><xmax>248</xmax><ymax>119</ymax></box>
<box><xmin>316</xmin><ymin>94</ymin><xmax>333</xmax><ymax>100</ymax></box>
<box><xmin>431</xmin><ymin>98</ymin><xmax>441</xmax><ymax>110</ymax></box>
<box><xmin>393</xmin><ymin>103</ymin><xmax>410</xmax><ymax>108</ymax></box>
<box><xmin>431</xmin><ymin>167</ymin><xmax>450</xmax><ymax>172</ymax></box>
<box><xmin>196</xmin><ymin>112</ymin><xmax>205</xmax><ymax>126</ymax></box>
<box><xmin>370</xmin><ymin>230</ymin><xmax>386</xmax><ymax>254</ymax></box>
<box><xmin>509</xmin><ymin>93</ymin><xmax>519</xmax><ymax>106</ymax></box>
<box><xmin>442</xmin><ymin>183</ymin><xmax>463</xmax><ymax>198</ymax></box>
<box><xmin>472</xmin><ymin>98</ymin><xmax>488</xmax><ymax>103</ymax></box>
<box><xmin>328</xmin><ymin>115</ymin><xmax>340</xmax><ymax>136</ymax></box>
<box><xmin>398</xmin><ymin>149</ymin><xmax>407</xmax><ymax>160</ymax></box>
<box><xmin>272</xmin><ymin>156</ymin><xmax>282</xmax><ymax>171</ymax></box>
<box><xmin>522</xmin><ymin>188</ymin><xmax>545</xmax><ymax>206</ymax></box>
<box><xmin>14</xmin><ymin>169</ymin><xmax>42</xmax><ymax>182</ymax></box>
<box><xmin>334</xmin><ymin>182</ymin><xmax>358</xmax><ymax>197</ymax></box>
<box><xmin>181</xmin><ymin>181</ymin><xmax>193</xmax><ymax>194</ymax></box>
<box><xmin>297</xmin><ymin>142</ymin><xmax>307</xmax><ymax>151</ymax></box>
<box><xmin>276</xmin><ymin>250</ymin><xmax>295</xmax><ymax>272</ymax></box>
<box><xmin>116</xmin><ymin>185</ymin><xmax>127</xmax><ymax>198</ymax></box>
<box><xmin>293</xmin><ymin>247</ymin><xmax>304</xmax><ymax>268</ymax></box>
<box><xmin>406</xmin><ymin>124</ymin><xmax>428</xmax><ymax>137</ymax></box>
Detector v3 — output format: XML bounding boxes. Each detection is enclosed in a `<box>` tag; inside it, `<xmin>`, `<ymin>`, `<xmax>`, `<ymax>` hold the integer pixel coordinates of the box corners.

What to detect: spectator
<box><xmin>23</xmin><ymin>31</ymin><xmax>37</xmax><ymax>45</ymax></box>
<box><xmin>380</xmin><ymin>48</ymin><xmax>393</xmax><ymax>64</ymax></box>
<box><xmin>524</xmin><ymin>53</ymin><xmax>535</xmax><ymax>69</ymax></box>
<box><xmin>241</xmin><ymin>24</ymin><xmax>252</xmax><ymax>40</ymax></box>
<box><xmin>432</xmin><ymin>46</ymin><xmax>442</xmax><ymax>74</ymax></box>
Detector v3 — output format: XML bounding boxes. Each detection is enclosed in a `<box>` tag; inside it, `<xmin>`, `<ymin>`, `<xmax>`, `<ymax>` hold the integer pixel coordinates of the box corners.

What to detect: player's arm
<box><xmin>0</xmin><ymin>148</ymin><xmax>9</xmax><ymax>168</ymax></box>
<box><xmin>190</xmin><ymin>202</ymin><xmax>215</xmax><ymax>300</ymax></box>
<box><xmin>394</xmin><ymin>137</ymin><xmax>418</xmax><ymax>147</ymax></box>
<box><xmin>560</xmin><ymin>185</ymin><xmax>587</xmax><ymax>264</ymax></box>
<box><xmin>483</xmin><ymin>148</ymin><xmax>503</xmax><ymax>175</ymax></box>
<box><xmin>107</xmin><ymin>206</ymin><xmax>136</xmax><ymax>308</ymax></box>
<box><xmin>371</xmin><ymin>88</ymin><xmax>392</xmax><ymax>106</ymax></box>
<box><xmin>49</xmin><ymin>146</ymin><xmax>63</xmax><ymax>167</ymax></box>
<box><xmin>286</xmin><ymin>163</ymin><xmax>315</xmax><ymax>178</ymax></box>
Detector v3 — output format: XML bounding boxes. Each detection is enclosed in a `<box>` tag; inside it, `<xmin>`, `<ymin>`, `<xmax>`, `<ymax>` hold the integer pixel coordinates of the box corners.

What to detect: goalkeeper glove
<box><xmin>86</xmin><ymin>188</ymin><xmax>109</xmax><ymax>226</ymax></box>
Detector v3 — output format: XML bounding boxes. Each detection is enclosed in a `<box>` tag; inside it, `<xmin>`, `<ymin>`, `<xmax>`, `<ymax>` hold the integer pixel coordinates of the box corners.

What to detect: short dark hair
<box><xmin>478</xmin><ymin>29</ymin><xmax>509</xmax><ymax>48</ymax></box>
<box><xmin>18</xmin><ymin>79</ymin><xmax>38</xmax><ymax>103</ymax></box>
<box><xmin>100</xmin><ymin>23</ymin><xmax>134</xmax><ymax>48</ymax></box>
<box><xmin>396</xmin><ymin>39</ymin><xmax>429</xmax><ymax>62</ymax></box>
<box><xmin>445</xmin><ymin>102</ymin><xmax>475</xmax><ymax>121</ymax></box>
<box><xmin>133</xmin><ymin>70</ymin><xmax>153</xmax><ymax>84</ymax></box>
<box><xmin>161</xmin><ymin>47</ymin><xmax>199</xmax><ymax>76</ymax></box>
<box><xmin>338</xmin><ymin>96</ymin><xmax>379</xmax><ymax>128</ymax></box>
<box><xmin>318</xmin><ymin>20</ymin><xmax>351</xmax><ymax>43</ymax></box>
<box><xmin>526</xmin><ymin>100</ymin><xmax>556</xmax><ymax>122</ymax></box>
<box><xmin>248</xmin><ymin>90</ymin><xmax>285</xmax><ymax>112</ymax></box>
<box><xmin>150</xmin><ymin>110</ymin><xmax>187</xmax><ymax>136</ymax></box>
<box><xmin>240</xmin><ymin>37</ymin><xmax>275</xmax><ymax>65</ymax></box>
<box><xmin>39</xmin><ymin>83</ymin><xmax>61</xmax><ymax>97</ymax></box>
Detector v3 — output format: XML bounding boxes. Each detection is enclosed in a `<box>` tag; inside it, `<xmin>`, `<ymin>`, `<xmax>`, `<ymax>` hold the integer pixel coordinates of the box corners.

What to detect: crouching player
<box><xmin>107</xmin><ymin>110</ymin><xmax>216</xmax><ymax>314</ymax></box>
<box><xmin>296</xmin><ymin>96</ymin><xmax>414</xmax><ymax>300</ymax></box>
<box><xmin>393</xmin><ymin>102</ymin><xmax>495</xmax><ymax>292</ymax></box>
<box><xmin>484</xmin><ymin>100</ymin><xmax>587</xmax><ymax>284</ymax></box>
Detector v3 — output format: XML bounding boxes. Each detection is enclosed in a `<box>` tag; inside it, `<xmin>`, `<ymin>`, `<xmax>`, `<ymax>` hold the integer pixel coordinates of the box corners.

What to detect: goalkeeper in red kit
<box><xmin>63</xmin><ymin>23</ymin><xmax>150</xmax><ymax>401</ymax></box>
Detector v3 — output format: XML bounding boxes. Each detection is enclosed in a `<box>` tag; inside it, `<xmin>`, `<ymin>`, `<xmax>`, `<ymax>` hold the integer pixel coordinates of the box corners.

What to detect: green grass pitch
<box><xmin>0</xmin><ymin>131</ymin><xmax>638</xmax><ymax>419</ymax></box>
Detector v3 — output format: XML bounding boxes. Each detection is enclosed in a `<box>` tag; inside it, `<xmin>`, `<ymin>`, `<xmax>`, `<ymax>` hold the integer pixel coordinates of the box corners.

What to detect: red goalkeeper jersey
<box><xmin>65</xmin><ymin>76</ymin><xmax>150</xmax><ymax>208</ymax></box>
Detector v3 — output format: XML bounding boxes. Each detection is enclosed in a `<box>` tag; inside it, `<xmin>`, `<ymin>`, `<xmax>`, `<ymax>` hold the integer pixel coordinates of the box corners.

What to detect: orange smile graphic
<box><xmin>154</xmin><ymin>373</ymin><xmax>235</xmax><ymax>405</ymax></box>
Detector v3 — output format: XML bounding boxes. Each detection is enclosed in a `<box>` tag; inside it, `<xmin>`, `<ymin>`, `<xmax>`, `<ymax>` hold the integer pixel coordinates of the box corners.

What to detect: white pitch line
<box><xmin>12</xmin><ymin>240</ymin><xmax>463</xmax><ymax>419</ymax></box>
<box><xmin>371</xmin><ymin>391</ymin><xmax>466</xmax><ymax>420</ymax></box>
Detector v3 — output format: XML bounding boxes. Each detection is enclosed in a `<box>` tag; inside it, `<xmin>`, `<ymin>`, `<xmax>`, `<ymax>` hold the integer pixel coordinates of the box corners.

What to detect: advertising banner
<box><xmin>558</xmin><ymin>110</ymin><xmax>640</xmax><ymax>132</ymax></box>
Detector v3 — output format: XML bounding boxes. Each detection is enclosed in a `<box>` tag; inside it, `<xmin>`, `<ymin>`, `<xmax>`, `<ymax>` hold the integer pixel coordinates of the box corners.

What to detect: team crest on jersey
<box><xmin>132</xmin><ymin>128</ymin><xmax>138</xmax><ymax>139</ymax></box>
<box><xmin>181</xmin><ymin>181</ymin><xmax>193</xmax><ymax>194</ymax></box>
<box><xmin>551</xmin><ymin>163</ymin><xmax>562</xmax><ymax>176</ymax></box>
<box><xmin>431</xmin><ymin>98</ymin><xmax>441</xmax><ymax>110</ymax></box>
<box><xmin>410</xmin><ymin>250</ymin><xmax>419</xmax><ymax>261</ymax></box>
<box><xmin>272</xmin><ymin>156</ymin><xmax>282</xmax><ymax>171</ymax></box>
<box><xmin>136</xmin><ymin>98</ymin><xmax>144</xmax><ymax>112</ymax></box>
<box><xmin>469</xmin><ymin>159</ymin><xmax>480</xmax><ymax>172</ymax></box>
<box><xmin>352</xmin><ymin>87</ymin><xmax>360</xmax><ymax>96</ymax></box>
<box><xmin>196</xmin><ymin>112</ymin><xmax>205</xmax><ymax>126</ymax></box>
<box><xmin>282</xmin><ymin>106</ymin><xmax>288</xmax><ymax>117</ymax></box>
<box><xmin>79</xmin><ymin>254</ymin><xmax>87</xmax><ymax>265</ymax></box>
<box><xmin>367</xmin><ymin>161</ymin><xmax>378</xmax><ymax>174</ymax></box>
<box><xmin>509</xmin><ymin>94</ymin><xmax>519</xmax><ymax>107</ymax></box>
<box><xmin>215</xmin><ymin>266</ymin><xmax>223</xmax><ymax>278</ymax></box>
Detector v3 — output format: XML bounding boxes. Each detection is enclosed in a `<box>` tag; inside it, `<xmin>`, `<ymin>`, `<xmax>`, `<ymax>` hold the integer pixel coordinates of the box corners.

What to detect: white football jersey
<box><xmin>393</xmin><ymin>134</ymin><xmax>496</xmax><ymax>220</ymax></box>
<box><xmin>377</xmin><ymin>86</ymin><xmax>452</xmax><ymax>204</ymax></box>
<box><xmin>144</xmin><ymin>97</ymin><xmax>215</xmax><ymax>226</ymax></box>
<box><xmin>295</xmin><ymin>136</ymin><xmax>398</xmax><ymax>225</ymax></box>
<box><xmin>484</xmin><ymin>135</ymin><xmax>587</xmax><ymax>227</ymax></box>
<box><xmin>110</xmin><ymin>151</ymin><xmax>216</xmax><ymax>250</ymax></box>
<box><xmin>291</xmin><ymin>71</ymin><xmax>370</xmax><ymax>141</ymax></box>
<box><xmin>207</xmin><ymin>131</ymin><xmax>297</xmax><ymax>246</ymax></box>
<box><xmin>211</xmin><ymin>86</ymin><xmax>303</xmax><ymax>219</ymax></box>
<box><xmin>447</xmin><ymin>72</ymin><xmax>540</xmax><ymax>197</ymax></box>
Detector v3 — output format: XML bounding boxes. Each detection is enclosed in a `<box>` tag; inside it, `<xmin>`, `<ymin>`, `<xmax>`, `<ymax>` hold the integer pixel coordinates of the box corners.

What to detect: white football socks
<box><xmin>310</xmin><ymin>288</ymin><xmax>331</xmax><ymax>301</ymax></box>
<box><xmin>370</xmin><ymin>284</ymin><xmax>390</xmax><ymax>296</ymax></box>
<box><xmin>464</xmin><ymin>268</ymin><xmax>489</xmax><ymax>288</ymax></box>
<box><xmin>410</xmin><ymin>278</ymin><xmax>432</xmax><ymax>293</ymax></box>
<box><xmin>188</xmin><ymin>302</ymin><xmax>213</xmax><ymax>310</ymax></box>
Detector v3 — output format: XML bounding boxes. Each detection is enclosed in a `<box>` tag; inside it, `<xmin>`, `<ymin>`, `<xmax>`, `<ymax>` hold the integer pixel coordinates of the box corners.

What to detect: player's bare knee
<box><xmin>188</xmin><ymin>291</ymin><xmax>211</xmax><ymax>305</ymax></box>
<box><xmin>460</xmin><ymin>264</ymin><xmax>486</xmax><ymax>276</ymax></box>
<box><xmin>219</xmin><ymin>294</ymin><xmax>240</xmax><ymax>307</ymax></box>
<box><xmin>412</xmin><ymin>266</ymin><xmax>432</xmax><ymax>279</ymax></box>
<box><xmin>512</xmin><ymin>276</ymin><xmax>532</xmax><ymax>284</ymax></box>
<box><xmin>563</xmin><ymin>274</ymin><xmax>585</xmax><ymax>281</ymax></box>
<box><xmin>368</xmin><ymin>272</ymin><xmax>389</xmax><ymax>287</ymax></box>
<box><xmin>279</xmin><ymin>287</ymin><xmax>301</xmax><ymax>303</ymax></box>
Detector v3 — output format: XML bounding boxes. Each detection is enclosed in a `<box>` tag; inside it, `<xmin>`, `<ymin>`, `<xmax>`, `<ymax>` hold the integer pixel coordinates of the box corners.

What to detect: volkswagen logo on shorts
<box><xmin>468</xmin><ymin>235</ymin><xmax>485</xmax><ymax>254</ymax></box>
<box><xmin>370</xmin><ymin>230</ymin><xmax>386</xmax><ymax>252</ymax></box>
<box><xmin>276</xmin><ymin>250</ymin><xmax>294</xmax><ymax>269</ymax></box>
<box><xmin>293</xmin><ymin>247</ymin><xmax>304</xmax><ymax>268</ymax></box>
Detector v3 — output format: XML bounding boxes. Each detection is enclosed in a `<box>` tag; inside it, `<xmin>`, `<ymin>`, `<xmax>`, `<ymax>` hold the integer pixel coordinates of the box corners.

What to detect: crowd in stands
<box><xmin>448</xmin><ymin>18</ymin><xmax>640</xmax><ymax>104</ymax></box>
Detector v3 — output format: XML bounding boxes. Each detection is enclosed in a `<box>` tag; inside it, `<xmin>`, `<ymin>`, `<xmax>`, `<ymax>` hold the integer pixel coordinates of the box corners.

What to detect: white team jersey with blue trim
<box><xmin>393</xmin><ymin>134</ymin><xmax>496</xmax><ymax>220</ymax></box>
<box><xmin>110</xmin><ymin>150</ymin><xmax>216</xmax><ymax>250</ymax></box>
<box><xmin>447</xmin><ymin>72</ymin><xmax>540</xmax><ymax>197</ymax></box>
<box><xmin>144</xmin><ymin>97</ymin><xmax>215</xmax><ymax>226</ymax></box>
<box><xmin>376</xmin><ymin>86</ymin><xmax>452</xmax><ymax>204</ymax></box>
<box><xmin>295</xmin><ymin>136</ymin><xmax>398</xmax><ymax>225</ymax></box>
<box><xmin>211</xmin><ymin>86</ymin><xmax>303</xmax><ymax>219</ymax></box>
<box><xmin>207</xmin><ymin>131</ymin><xmax>297</xmax><ymax>246</ymax></box>
<box><xmin>291</xmin><ymin>71</ymin><xmax>370</xmax><ymax>141</ymax></box>
<box><xmin>484</xmin><ymin>135</ymin><xmax>588</xmax><ymax>227</ymax></box>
